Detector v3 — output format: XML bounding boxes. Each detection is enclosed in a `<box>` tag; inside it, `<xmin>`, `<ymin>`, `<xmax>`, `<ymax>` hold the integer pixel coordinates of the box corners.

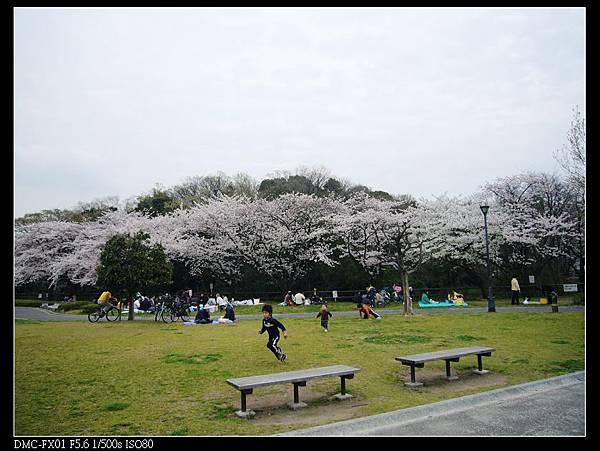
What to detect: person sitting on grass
<box><xmin>194</xmin><ymin>303</ymin><xmax>212</xmax><ymax>324</ymax></box>
<box><xmin>284</xmin><ymin>291</ymin><xmax>294</xmax><ymax>306</ymax></box>
<box><xmin>223</xmin><ymin>302</ymin><xmax>236</xmax><ymax>322</ymax></box>
<box><xmin>421</xmin><ymin>291</ymin><xmax>438</xmax><ymax>304</ymax></box>
<box><xmin>311</xmin><ymin>293</ymin><xmax>323</xmax><ymax>305</ymax></box>
<box><xmin>294</xmin><ymin>291</ymin><xmax>306</xmax><ymax>306</ymax></box>
<box><xmin>448</xmin><ymin>290</ymin><xmax>465</xmax><ymax>304</ymax></box>
<box><xmin>259</xmin><ymin>304</ymin><xmax>288</xmax><ymax>362</ymax></box>
<box><xmin>393</xmin><ymin>283</ymin><xmax>402</xmax><ymax>301</ymax></box>
<box><xmin>216</xmin><ymin>293</ymin><xmax>227</xmax><ymax>311</ymax></box>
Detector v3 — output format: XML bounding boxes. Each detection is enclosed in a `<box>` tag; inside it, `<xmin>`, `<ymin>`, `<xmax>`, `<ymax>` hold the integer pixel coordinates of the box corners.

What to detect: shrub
<box><xmin>79</xmin><ymin>304</ymin><xmax>102</xmax><ymax>314</ymax></box>
<box><xmin>15</xmin><ymin>300</ymin><xmax>45</xmax><ymax>307</ymax></box>
<box><xmin>57</xmin><ymin>301</ymin><xmax>97</xmax><ymax>312</ymax></box>
<box><xmin>571</xmin><ymin>293</ymin><xmax>585</xmax><ymax>305</ymax></box>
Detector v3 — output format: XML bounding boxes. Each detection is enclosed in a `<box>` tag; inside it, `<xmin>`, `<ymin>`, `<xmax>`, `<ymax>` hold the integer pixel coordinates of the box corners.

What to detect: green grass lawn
<box><xmin>15</xmin><ymin>311</ymin><xmax>584</xmax><ymax>436</ymax></box>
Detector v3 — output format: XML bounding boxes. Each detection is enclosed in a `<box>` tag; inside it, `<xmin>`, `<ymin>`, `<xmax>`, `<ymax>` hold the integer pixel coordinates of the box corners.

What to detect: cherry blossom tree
<box><xmin>15</xmin><ymin>211</ymin><xmax>155</xmax><ymax>289</ymax></box>
<box><xmin>15</xmin><ymin>221</ymin><xmax>83</xmax><ymax>287</ymax></box>
<box><xmin>15</xmin><ymin>177</ymin><xmax>580</xmax><ymax>301</ymax></box>
<box><xmin>481</xmin><ymin>174</ymin><xmax>580</xmax><ymax>282</ymax></box>
<box><xmin>252</xmin><ymin>193</ymin><xmax>343</xmax><ymax>289</ymax></box>
<box><xmin>161</xmin><ymin>196</ymin><xmax>254</xmax><ymax>291</ymax></box>
<box><xmin>422</xmin><ymin>190</ymin><xmax>577</xmax><ymax>297</ymax></box>
<box><xmin>335</xmin><ymin>193</ymin><xmax>437</xmax><ymax>315</ymax></box>
<box><xmin>162</xmin><ymin>193</ymin><xmax>343</xmax><ymax>292</ymax></box>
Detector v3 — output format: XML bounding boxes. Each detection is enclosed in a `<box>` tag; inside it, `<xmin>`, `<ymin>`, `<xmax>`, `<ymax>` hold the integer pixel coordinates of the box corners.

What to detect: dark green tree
<box><xmin>96</xmin><ymin>232</ymin><xmax>173</xmax><ymax>320</ymax></box>
<box><xmin>323</xmin><ymin>178</ymin><xmax>344</xmax><ymax>196</ymax></box>
<box><xmin>134</xmin><ymin>188</ymin><xmax>177</xmax><ymax>216</ymax></box>
<box><xmin>258</xmin><ymin>175</ymin><xmax>321</xmax><ymax>199</ymax></box>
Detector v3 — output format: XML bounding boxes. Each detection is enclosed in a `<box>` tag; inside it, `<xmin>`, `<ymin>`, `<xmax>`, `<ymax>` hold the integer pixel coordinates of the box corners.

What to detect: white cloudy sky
<box><xmin>14</xmin><ymin>7</ymin><xmax>585</xmax><ymax>217</ymax></box>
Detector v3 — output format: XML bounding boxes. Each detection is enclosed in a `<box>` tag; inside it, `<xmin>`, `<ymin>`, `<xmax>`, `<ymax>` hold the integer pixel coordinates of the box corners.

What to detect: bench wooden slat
<box><xmin>226</xmin><ymin>364</ymin><xmax>360</xmax><ymax>390</ymax></box>
<box><xmin>395</xmin><ymin>346</ymin><xmax>496</xmax><ymax>364</ymax></box>
<box><xmin>395</xmin><ymin>346</ymin><xmax>496</xmax><ymax>388</ymax></box>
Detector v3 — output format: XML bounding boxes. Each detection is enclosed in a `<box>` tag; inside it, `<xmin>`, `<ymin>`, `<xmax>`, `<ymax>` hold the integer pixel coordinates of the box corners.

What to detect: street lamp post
<box><xmin>480</xmin><ymin>205</ymin><xmax>496</xmax><ymax>313</ymax></box>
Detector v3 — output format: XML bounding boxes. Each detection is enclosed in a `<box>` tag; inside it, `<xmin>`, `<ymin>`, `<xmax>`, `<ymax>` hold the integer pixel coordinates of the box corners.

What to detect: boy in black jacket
<box><xmin>259</xmin><ymin>304</ymin><xmax>288</xmax><ymax>362</ymax></box>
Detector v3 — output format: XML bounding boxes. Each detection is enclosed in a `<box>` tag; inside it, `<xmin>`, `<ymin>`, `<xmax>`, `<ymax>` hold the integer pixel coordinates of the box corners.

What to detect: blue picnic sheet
<box><xmin>183</xmin><ymin>319</ymin><xmax>235</xmax><ymax>326</ymax></box>
<box><xmin>418</xmin><ymin>301</ymin><xmax>468</xmax><ymax>308</ymax></box>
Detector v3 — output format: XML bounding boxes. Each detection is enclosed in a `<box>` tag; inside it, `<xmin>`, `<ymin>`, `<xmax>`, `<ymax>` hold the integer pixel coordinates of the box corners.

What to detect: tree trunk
<box><xmin>479</xmin><ymin>282</ymin><xmax>488</xmax><ymax>301</ymax></box>
<box><xmin>402</xmin><ymin>271</ymin><xmax>414</xmax><ymax>315</ymax></box>
<box><xmin>128</xmin><ymin>292</ymin><xmax>134</xmax><ymax>321</ymax></box>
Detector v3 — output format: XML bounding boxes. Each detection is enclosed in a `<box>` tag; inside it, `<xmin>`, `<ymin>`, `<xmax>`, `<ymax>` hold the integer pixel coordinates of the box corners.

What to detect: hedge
<box><xmin>57</xmin><ymin>301</ymin><xmax>98</xmax><ymax>312</ymax></box>
<box><xmin>15</xmin><ymin>300</ymin><xmax>45</xmax><ymax>307</ymax></box>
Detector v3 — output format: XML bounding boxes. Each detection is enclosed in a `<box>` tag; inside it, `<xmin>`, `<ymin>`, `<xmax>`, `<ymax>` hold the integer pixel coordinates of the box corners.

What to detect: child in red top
<box><xmin>359</xmin><ymin>302</ymin><xmax>382</xmax><ymax>320</ymax></box>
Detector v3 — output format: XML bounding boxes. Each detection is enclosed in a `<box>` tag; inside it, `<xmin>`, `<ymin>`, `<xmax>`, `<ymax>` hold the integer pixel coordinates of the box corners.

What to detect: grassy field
<box><xmin>14</xmin><ymin>311</ymin><xmax>584</xmax><ymax>436</ymax></box>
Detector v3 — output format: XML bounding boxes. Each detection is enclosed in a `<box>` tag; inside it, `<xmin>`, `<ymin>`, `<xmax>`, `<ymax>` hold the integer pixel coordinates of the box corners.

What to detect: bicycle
<box><xmin>375</xmin><ymin>289</ymin><xmax>392</xmax><ymax>307</ymax></box>
<box><xmin>167</xmin><ymin>297</ymin><xmax>191</xmax><ymax>322</ymax></box>
<box><xmin>152</xmin><ymin>300</ymin><xmax>166</xmax><ymax>322</ymax></box>
<box><xmin>309</xmin><ymin>296</ymin><xmax>326</xmax><ymax>306</ymax></box>
<box><xmin>88</xmin><ymin>302</ymin><xmax>121</xmax><ymax>323</ymax></box>
<box><xmin>154</xmin><ymin>294</ymin><xmax>174</xmax><ymax>323</ymax></box>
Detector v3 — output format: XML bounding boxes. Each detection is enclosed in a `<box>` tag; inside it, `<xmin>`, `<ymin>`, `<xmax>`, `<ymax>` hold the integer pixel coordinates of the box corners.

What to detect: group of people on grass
<box><xmin>194</xmin><ymin>298</ymin><xmax>236</xmax><ymax>324</ymax></box>
<box><xmin>94</xmin><ymin>289</ymin><xmax>237</xmax><ymax>322</ymax></box>
<box><xmin>353</xmin><ymin>284</ymin><xmax>414</xmax><ymax>307</ymax></box>
<box><xmin>354</xmin><ymin>286</ymin><xmax>384</xmax><ymax>319</ymax></box>
<box><xmin>419</xmin><ymin>290</ymin><xmax>466</xmax><ymax>305</ymax></box>
<box><xmin>281</xmin><ymin>291</ymin><xmax>325</xmax><ymax>306</ymax></box>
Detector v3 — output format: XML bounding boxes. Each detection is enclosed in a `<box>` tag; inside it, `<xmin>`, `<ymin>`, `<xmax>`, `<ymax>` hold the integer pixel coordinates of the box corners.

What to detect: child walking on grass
<box><xmin>259</xmin><ymin>304</ymin><xmax>288</xmax><ymax>362</ymax></box>
<box><xmin>316</xmin><ymin>304</ymin><xmax>332</xmax><ymax>332</ymax></box>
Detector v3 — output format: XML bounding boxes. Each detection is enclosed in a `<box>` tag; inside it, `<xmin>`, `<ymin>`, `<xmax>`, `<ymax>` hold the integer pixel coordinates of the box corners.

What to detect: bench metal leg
<box><xmin>473</xmin><ymin>354</ymin><xmax>490</xmax><ymax>375</ymax></box>
<box><xmin>288</xmin><ymin>381</ymin><xmax>307</xmax><ymax>410</ymax></box>
<box><xmin>405</xmin><ymin>363</ymin><xmax>424</xmax><ymax>388</ymax></box>
<box><xmin>444</xmin><ymin>358</ymin><xmax>460</xmax><ymax>381</ymax></box>
<box><xmin>334</xmin><ymin>374</ymin><xmax>354</xmax><ymax>400</ymax></box>
<box><xmin>235</xmin><ymin>389</ymin><xmax>255</xmax><ymax>418</ymax></box>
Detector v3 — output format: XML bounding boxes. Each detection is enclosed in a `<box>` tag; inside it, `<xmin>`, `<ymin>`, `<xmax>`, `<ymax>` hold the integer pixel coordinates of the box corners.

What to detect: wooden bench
<box><xmin>395</xmin><ymin>346</ymin><xmax>495</xmax><ymax>388</ymax></box>
<box><xmin>226</xmin><ymin>364</ymin><xmax>361</xmax><ymax>418</ymax></box>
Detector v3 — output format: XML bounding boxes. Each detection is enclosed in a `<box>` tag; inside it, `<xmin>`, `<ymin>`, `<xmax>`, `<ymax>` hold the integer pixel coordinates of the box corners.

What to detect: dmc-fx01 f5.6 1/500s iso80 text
<box><xmin>14</xmin><ymin>440</ymin><xmax>153</xmax><ymax>450</ymax></box>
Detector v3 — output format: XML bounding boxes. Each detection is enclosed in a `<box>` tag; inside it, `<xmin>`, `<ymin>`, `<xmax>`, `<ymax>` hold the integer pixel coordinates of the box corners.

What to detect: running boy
<box><xmin>316</xmin><ymin>304</ymin><xmax>332</xmax><ymax>332</ymax></box>
<box><xmin>259</xmin><ymin>304</ymin><xmax>288</xmax><ymax>362</ymax></box>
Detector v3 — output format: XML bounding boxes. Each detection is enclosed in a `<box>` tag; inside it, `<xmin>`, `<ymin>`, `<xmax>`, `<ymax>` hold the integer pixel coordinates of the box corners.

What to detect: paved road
<box><xmin>276</xmin><ymin>371</ymin><xmax>586</xmax><ymax>436</ymax></box>
<box><xmin>15</xmin><ymin>305</ymin><xmax>584</xmax><ymax>322</ymax></box>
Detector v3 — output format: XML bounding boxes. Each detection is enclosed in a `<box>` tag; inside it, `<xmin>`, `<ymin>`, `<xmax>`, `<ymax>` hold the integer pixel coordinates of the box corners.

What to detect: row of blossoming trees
<box><xmin>15</xmin><ymin>171</ymin><xmax>580</xmax><ymax>314</ymax></box>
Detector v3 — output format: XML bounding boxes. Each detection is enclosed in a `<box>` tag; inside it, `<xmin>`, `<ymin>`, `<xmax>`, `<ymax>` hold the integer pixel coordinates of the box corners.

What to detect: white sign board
<box><xmin>332</xmin><ymin>291</ymin><xmax>338</xmax><ymax>299</ymax></box>
<box><xmin>529</xmin><ymin>275</ymin><xmax>535</xmax><ymax>284</ymax></box>
<box><xmin>563</xmin><ymin>284</ymin><xmax>578</xmax><ymax>293</ymax></box>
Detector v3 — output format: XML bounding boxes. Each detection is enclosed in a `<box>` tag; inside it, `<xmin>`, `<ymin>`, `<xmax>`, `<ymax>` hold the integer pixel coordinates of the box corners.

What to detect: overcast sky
<box><xmin>14</xmin><ymin>7</ymin><xmax>585</xmax><ymax>217</ymax></box>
